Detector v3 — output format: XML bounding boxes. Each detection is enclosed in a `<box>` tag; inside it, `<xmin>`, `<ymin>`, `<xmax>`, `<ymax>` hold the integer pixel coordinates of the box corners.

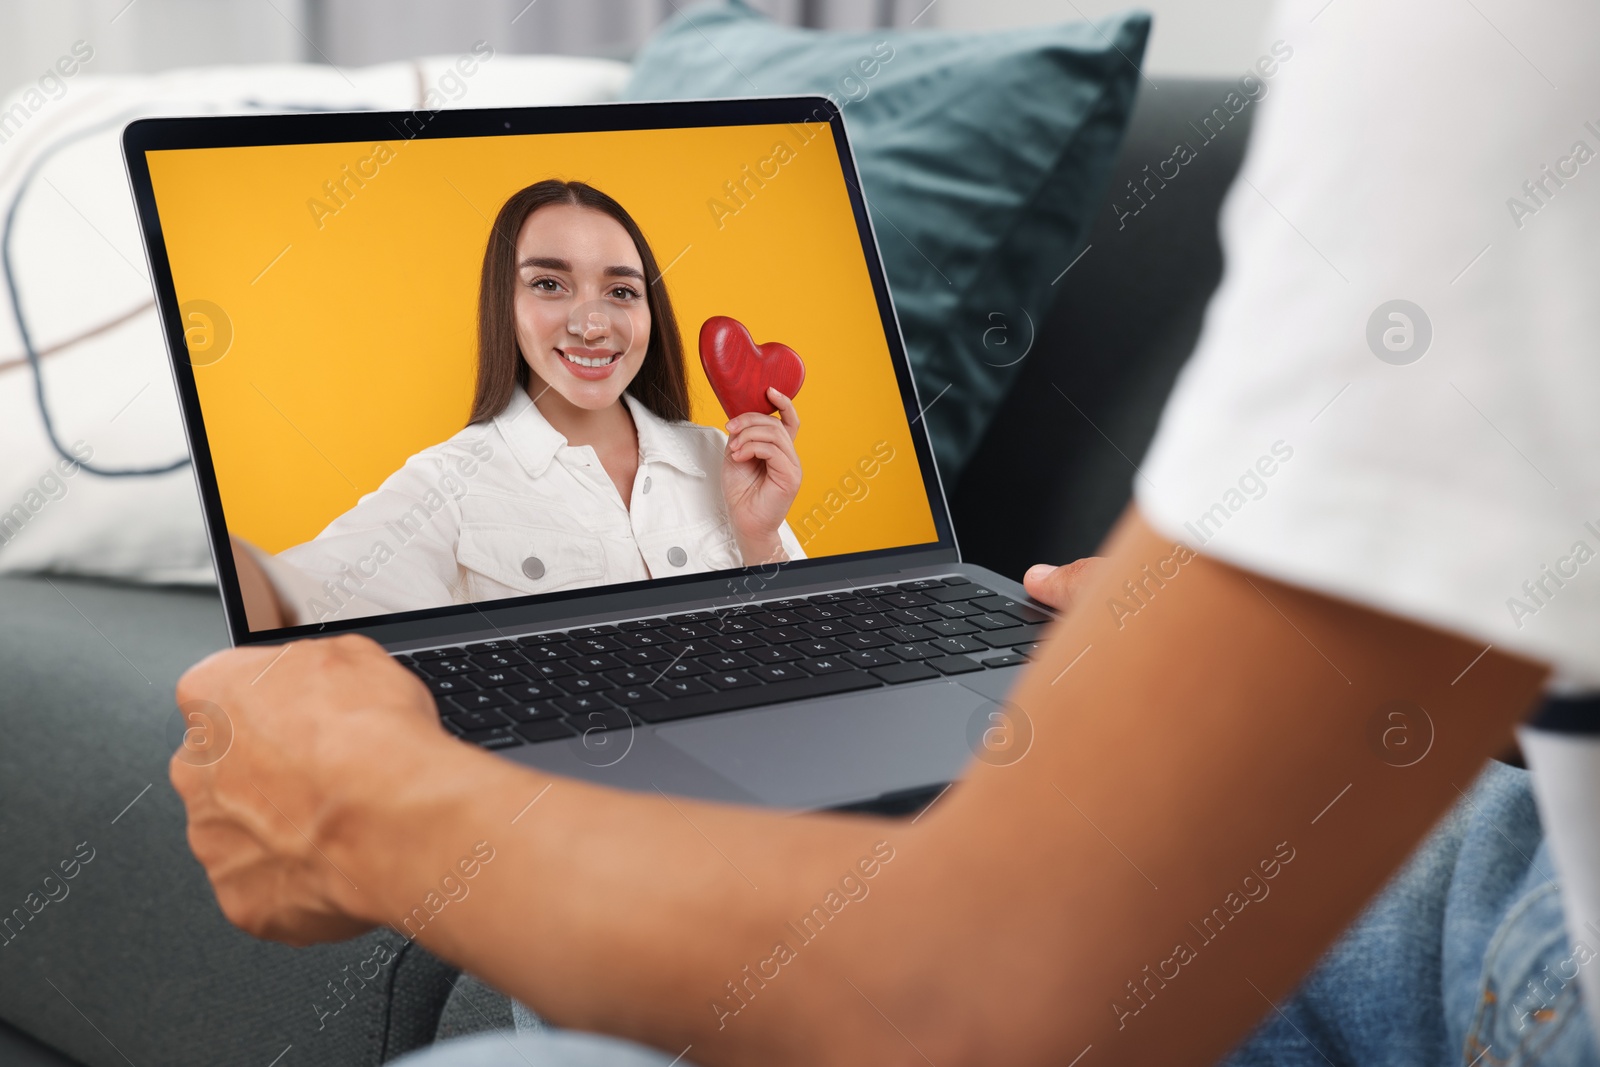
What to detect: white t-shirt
<box><xmin>1134</xmin><ymin>0</ymin><xmax>1600</xmax><ymax>1030</ymax></box>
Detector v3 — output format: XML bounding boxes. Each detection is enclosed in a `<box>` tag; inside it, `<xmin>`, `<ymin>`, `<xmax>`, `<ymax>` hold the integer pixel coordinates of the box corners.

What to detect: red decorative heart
<box><xmin>698</xmin><ymin>316</ymin><xmax>806</xmax><ymax>419</ymax></box>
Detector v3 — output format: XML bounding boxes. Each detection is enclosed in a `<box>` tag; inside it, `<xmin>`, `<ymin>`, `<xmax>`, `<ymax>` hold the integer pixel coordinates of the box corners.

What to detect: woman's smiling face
<box><xmin>513</xmin><ymin>202</ymin><xmax>651</xmax><ymax>411</ymax></box>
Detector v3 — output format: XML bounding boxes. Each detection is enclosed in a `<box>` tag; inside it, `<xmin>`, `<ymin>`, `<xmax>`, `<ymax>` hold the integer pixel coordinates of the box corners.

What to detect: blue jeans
<box><xmin>394</xmin><ymin>762</ymin><xmax>1598</xmax><ymax>1067</ymax></box>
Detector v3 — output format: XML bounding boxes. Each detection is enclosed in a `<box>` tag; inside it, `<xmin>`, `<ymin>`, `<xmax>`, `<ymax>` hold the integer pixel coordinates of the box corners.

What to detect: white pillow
<box><xmin>0</xmin><ymin>52</ymin><xmax>630</xmax><ymax>585</ymax></box>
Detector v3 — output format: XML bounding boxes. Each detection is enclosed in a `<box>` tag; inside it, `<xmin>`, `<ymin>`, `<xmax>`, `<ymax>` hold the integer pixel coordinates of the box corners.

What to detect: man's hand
<box><xmin>1022</xmin><ymin>557</ymin><xmax>1106</xmax><ymax>614</ymax></box>
<box><xmin>169</xmin><ymin>634</ymin><xmax>457</xmax><ymax>945</ymax></box>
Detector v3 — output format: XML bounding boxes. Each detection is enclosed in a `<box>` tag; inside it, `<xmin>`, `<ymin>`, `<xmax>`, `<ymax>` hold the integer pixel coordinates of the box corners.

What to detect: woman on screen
<box><xmin>231</xmin><ymin>179</ymin><xmax>805</xmax><ymax>629</ymax></box>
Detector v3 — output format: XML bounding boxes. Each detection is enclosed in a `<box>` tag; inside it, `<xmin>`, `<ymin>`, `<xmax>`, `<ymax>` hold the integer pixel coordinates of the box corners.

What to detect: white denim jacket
<box><xmin>251</xmin><ymin>388</ymin><xmax>805</xmax><ymax>625</ymax></box>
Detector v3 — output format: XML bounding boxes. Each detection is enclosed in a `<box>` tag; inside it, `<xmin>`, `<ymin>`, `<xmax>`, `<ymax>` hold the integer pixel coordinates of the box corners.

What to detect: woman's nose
<box><xmin>568</xmin><ymin>310</ymin><xmax>609</xmax><ymax>341</ymax></box>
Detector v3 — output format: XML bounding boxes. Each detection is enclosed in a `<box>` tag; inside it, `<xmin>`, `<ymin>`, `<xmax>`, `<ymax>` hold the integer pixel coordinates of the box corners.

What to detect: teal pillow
<box><xmin>625</xmin><ymin>1</ymin><xmax>1149</xmax><ymax>481</ymax></box>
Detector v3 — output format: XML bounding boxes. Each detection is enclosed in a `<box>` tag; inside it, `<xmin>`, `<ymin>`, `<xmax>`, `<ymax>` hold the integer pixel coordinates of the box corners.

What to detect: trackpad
<box><xmin>656</xmin><ymin>681</ymin><xmax>991</xmax><ymax>809</ymax></box>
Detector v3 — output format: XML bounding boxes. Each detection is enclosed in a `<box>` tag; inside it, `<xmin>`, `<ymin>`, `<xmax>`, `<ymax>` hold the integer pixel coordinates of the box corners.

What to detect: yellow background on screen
<box><xmin>146</xmin><ymin>123</ymin><xmax>937</xmax><ymax>562</ymax></box>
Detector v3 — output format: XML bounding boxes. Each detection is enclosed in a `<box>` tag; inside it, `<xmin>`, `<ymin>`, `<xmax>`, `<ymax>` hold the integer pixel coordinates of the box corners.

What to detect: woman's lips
<box><xmin>556</xmin><ymin>347</ymin><xmax>622</xmax><ymax>381</ymax></box>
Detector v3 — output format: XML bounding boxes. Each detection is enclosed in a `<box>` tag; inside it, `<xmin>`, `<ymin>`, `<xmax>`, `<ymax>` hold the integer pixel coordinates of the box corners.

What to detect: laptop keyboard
<box><xmin>392</xmin><ymin>576</ymin><xmax>1052</xmax><ymax>752</ymax></box>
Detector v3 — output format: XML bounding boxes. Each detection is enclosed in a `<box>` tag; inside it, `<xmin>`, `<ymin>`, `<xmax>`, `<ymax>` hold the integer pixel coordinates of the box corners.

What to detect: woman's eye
<box><xmin>609</xmin><ymin>285</ymin><xmax>640</xmax><ymax>301</ymax></box>
<box><xmin>529</xmin><ymin>277</ymin><xmax>563</xmax><ymax>293</ymax></box>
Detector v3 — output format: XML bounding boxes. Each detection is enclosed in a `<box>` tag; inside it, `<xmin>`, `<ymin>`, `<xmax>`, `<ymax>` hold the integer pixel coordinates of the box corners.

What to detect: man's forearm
<box><xmin>281</xmin><ymin>508</ymin><xmax>1549</xmax><ymax>1066</ymax></box>
<box><xmin>328</xmin><ymin>741</ymin><xmax>914</xmax><ymax>1063</ymax></box>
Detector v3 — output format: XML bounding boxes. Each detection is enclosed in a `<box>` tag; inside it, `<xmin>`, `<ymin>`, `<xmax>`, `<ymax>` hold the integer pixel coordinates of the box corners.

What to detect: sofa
<box><xmin>0</xmin><ymin>73</ymin><xmax>1254</xmax><ymax>1066</ymax></box>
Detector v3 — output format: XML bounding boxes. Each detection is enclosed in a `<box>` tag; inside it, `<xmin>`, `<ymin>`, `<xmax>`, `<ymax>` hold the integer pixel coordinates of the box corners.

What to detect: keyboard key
<box><xmin>930</xmin><ymin>601</ymin><xmax>982</xmax><ymax>619</ymax></box>
<box><xmin>880</xmin><ymin>592</ymin><xmax>935</xmax><ymax>609</ymax></box>
<box><xmin>424</xmin><ymin>675</ymin><xmax>478</xmax><ymax>697</ymax></box>
<box><xmin>616</xmin><ymin>618</ymin><xmax>658</xmax><ymax>631</ymax></box>
<box><xmin>563</xmin><ymin>675</ymin><xmax>613</xmax><ymax>694</ymax></box>
<box><xmin>616</xmin><ymin>629</ymin><xmax>670</xmax><ymax>648</ymax></box>
<box><xmin>610</xmin><ymin>686</ymin><xmax>665</xmax><ymax>706</ymax></box>
<box><xmin>746</xmin><ymin>644</ymin><xmax>802</xmax><ymax>664</ymax></box>
<box><xmin>566</xmin><ymin>708</ymin><xmax>633</xmax><ymax>733</ymax></box>
<box><xmin>900</xmin><ymin>579</ymin><xmax>945</xmax><ymax>592</ymax></box>
<box><xmin>966</xmin><ymin>612</ymin><xmax>1022</xmax><ymax>631</ymax></box>
<box><xmin>657</xmin><ymin>659</ymin><xmax>710</xmax><ymax>680</ymax></box>
<box><xmin>797</xmin><ymin>604</ymin><xmax>852</xmax><ymax>621</ymax></box>
<box><xmin>706</xmin><ymin>670</ymin><xmax>760</xmax><ymax>690</ymax></box>
<box><xmin>792</xmin><ymin>638</ymin><xmax>844</xmax><ymax>657</ymax></box>
<box><xmin>527</xmin><ymin>660</ymin><xmax>577</xmax><ymax>680</ymax></box>
<box><xmin>569</xmin><ymin>637</ymin><xmax>624</xmax><ymax>655</ymax></box>
<box><xmin>887</xmin><ymin>608</ymin><xmax>938</xmax><ymax>625</ymax></box>
<box><xmin>705</xmin><ymin>615</ymin><xmax>761</xmax><ymax>633</ymax></box>
<box><xmin>843</xmin><ymin>649</ymin><xmax>898</xmax><ymax>668</ymax></box>
<box><xmin>448</xmin><ymin>708</ymin><xmax>512</xmax><ymax>732</ymax></box>
<box><xmin>930</xmin><ymin>635</ymin><xmax>990</xmax><ymax>656</ymax></box>
<box><xmin>464</xmin><ymin>639</ymin><xmax>520</xmax><ymax>654</ymax></box>
<box><xmin>751</xmin><ymin>611</ymin><xmax>804</xmax><ymax>628</ymax></box>
<box><xmin>470</xmin><ymin>650</ymin><xmax>527</xmax><ymax>670</ymax></box>
<box><xmin>940</xmin><ymin>575</ymin><xmax>972</xmax><ymax>586</ymax></box>
<box><xmin>970</xmin><ymin>596</ymin><xmax>1053</xmax><ymax>624</ymax></box>
<box><xmin>710</xmin><ymin>633</ymin><xmax>767</xmax><ymax>652</ymax></box>
<box><xmin>570</xmin><ymin>653</ymin><xmax>625</xmax><ymax>673</ymax></box>
<box><xmin>927</xmin><ymin>584</ymin><xmax>993</xmax><ymax>603</ymax></box>
<box><xmin>448</xmin><ymin>690</ymin><xmax>511</xmax><ymax>711</ymax></box>
<box><xmin>603</xmin><ymin>667</ymin><xmax>658</xmax><ymax>687</ymax></box>
<box><xmin>515</xmin><ymin>719</ymin><xmax>578</xmax><ymax>744</ymax></box>
<box><xmin>751</xmin><ymin>663</ymin><xmax>812</xmax><ymax>683</ymax></box>
<box><xmin>801</xmin><ymin>656</ymin><xmax>854</xmax><ymax>675</ymax></box>
<box><xmin>391</xmin><ymin>654</ymin><xmax>415</xmax><ymax>666</ymax></box>
<box><xmin>975</xmin><ymin>624</ymin><xmax>1050</xmax><ymax>649</ymax></box>
<box><xmin>664</xmin><ymin>639</ymin><xmax>719</xmax><ymax>659</ymax></box>
<box><xmin>927</xmin><ymin>655</ymin><xmax>985</xmax><ymax>675</ymax></box>
<box><xmin>517</xmin><ymin>640</ymin><xmax>576</xmax><ymax>660</ymax></box>
<box><xmin>418</xmin><ymin>658</ymin><xmax>475</xmax><ymax>677</ymax></box>
<box><xmin>552</xmin><ymin>694</ymin><xmax>616</xmax><ymax>715</ymax></box>
<box><xmin>699</xmin><ymin>651</ymin><xmax>756</xmax><ymax>671</ymax></box>
<box><xmin>753</xmin><ymin>626</ymin><xmax>808</xmax><ymax>644</ymax></box>
<box><xmin>414</xmin><ymin>647</ymin><xmax>465</xmax><ymax>660</ymax></box>
<box><xmin>502</xmin><ymin>680</ymin><xmax>567</xmax><ymax>702</ymax></box>
<box><xmin>801</xmin><ymin>620</ymin><xmax>857</xmax><ymax>638</ymax></box>
<box><xmin>871</xmin><ymin>662</ymin><xmax>939</xmax><ymax>686</ymax></box>
<box><xmin>806</xmin><ymin>591</ymin><xmax>858</xmax><ymax>605</ymax></box>
<box><xmin>836</xmin><ymin>631</ymin><xmax>892</xmax><ymax>650</ymax></box>
<box><xmin>502</xmin><ymin>702</ymin><xmax>564</xmax><ymax>723</ymax></box>
<box><xmin>1014</xmin><ymin>642</ymin><xmax>1042</xmax><ymax>656</ymax></box>
<box><xmin>464</xmin><ymin>668</ymin><xmax>528</xmax><ymax>689</ymax></box>
<box><xmin>847</xmin><ymin>613</ymin><xmax>895</xmax><ymax>630</ymax></box>
<box><xmin>461</xmin><ymin>726</ymin><xmax>524</xmax><ymax>750</ymax></box>
<box><xmin>613</xmin><ymin>646</ymin><xmax>671</xmax><ymax>668</ymax></box>
<box><xmin>884</xmin><ymin>642</ymin><xmax>942</xmax><ymax>661</ymax></box>
<box><xmin>923</xmin><ymin>619</ymin><xmax>979</xmax><ymax>638</ymax></box>
<box><xmin>659</xmin><ymin>622</ymin><xmax>713</xmax><ymax>640</ymax></box>
<box><xmin>567</xmin><ymin>625</ymin><xmax>620</xmax><ymax>638</ymax></box>
<box><xmin>632</xmin><ymin>669</ymin><xmax>882</xmax><ymax>724</ymax></box>
<box><xmin>653</xmin><ymin>677</ymin><xmax>715</xmax><ymax>699</ymax></box>
<box><xmin>981</xmin><ymin>653</ymin><xmax>1027</xmax><ymax>668</ymax></box>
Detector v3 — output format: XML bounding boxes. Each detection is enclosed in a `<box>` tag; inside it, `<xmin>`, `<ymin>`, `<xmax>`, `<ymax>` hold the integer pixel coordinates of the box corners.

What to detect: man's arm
<box><xmin>172</xmin><ymin>508</ymin><xmax>1547</xmax><ymax>1066</ymax></box>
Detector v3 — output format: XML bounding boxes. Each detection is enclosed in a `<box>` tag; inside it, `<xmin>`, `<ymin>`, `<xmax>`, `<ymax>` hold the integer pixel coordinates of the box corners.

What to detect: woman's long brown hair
<box><xmin>468</xmin><ymin>179</ymin><xmax>691</xmax><ymax>425</ymax></box>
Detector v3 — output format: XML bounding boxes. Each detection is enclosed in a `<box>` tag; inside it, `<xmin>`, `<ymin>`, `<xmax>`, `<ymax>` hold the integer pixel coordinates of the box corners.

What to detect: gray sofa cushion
<box><xmin>0</xmin><ymin>575</ymin><xmax>452</xmax><ymax>1066</ymax></box>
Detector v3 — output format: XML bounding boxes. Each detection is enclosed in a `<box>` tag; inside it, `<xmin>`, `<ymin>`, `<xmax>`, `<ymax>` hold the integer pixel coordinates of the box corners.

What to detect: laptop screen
<box><xmin>131</xmin><ymin>103</ymin><xmax>946</xmax><ymax>638</ymax></box>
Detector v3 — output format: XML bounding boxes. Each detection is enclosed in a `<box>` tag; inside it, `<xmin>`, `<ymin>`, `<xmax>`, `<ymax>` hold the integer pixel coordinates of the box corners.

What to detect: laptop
<box><xmin>122</xmin><ymin>95</ymin><xmax>1054</xmax><ymax>814</ymax></box>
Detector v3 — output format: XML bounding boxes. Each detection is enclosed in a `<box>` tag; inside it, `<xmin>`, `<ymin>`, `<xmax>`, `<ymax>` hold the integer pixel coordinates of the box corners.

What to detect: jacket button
<box><xmin>521</xmin><ymin>556</ymin><xmax>545</xmax><ymax>580</ymax></box>
<box><xmin>642</xmin><ymin>476</ymin><xmax>652</xmax><ymax>495</ymax></box>
<box><xmin>666</xmin><ymin>546</ymin><xmax>687</xmax><ymax>567</ymax></box>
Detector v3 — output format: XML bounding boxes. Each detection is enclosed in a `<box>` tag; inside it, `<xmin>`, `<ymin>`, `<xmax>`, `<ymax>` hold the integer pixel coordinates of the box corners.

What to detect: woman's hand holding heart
<box><xmin>721</xmin><ymin>387</ymin><xmax>802</xmax><ymax>565</ymax></box>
